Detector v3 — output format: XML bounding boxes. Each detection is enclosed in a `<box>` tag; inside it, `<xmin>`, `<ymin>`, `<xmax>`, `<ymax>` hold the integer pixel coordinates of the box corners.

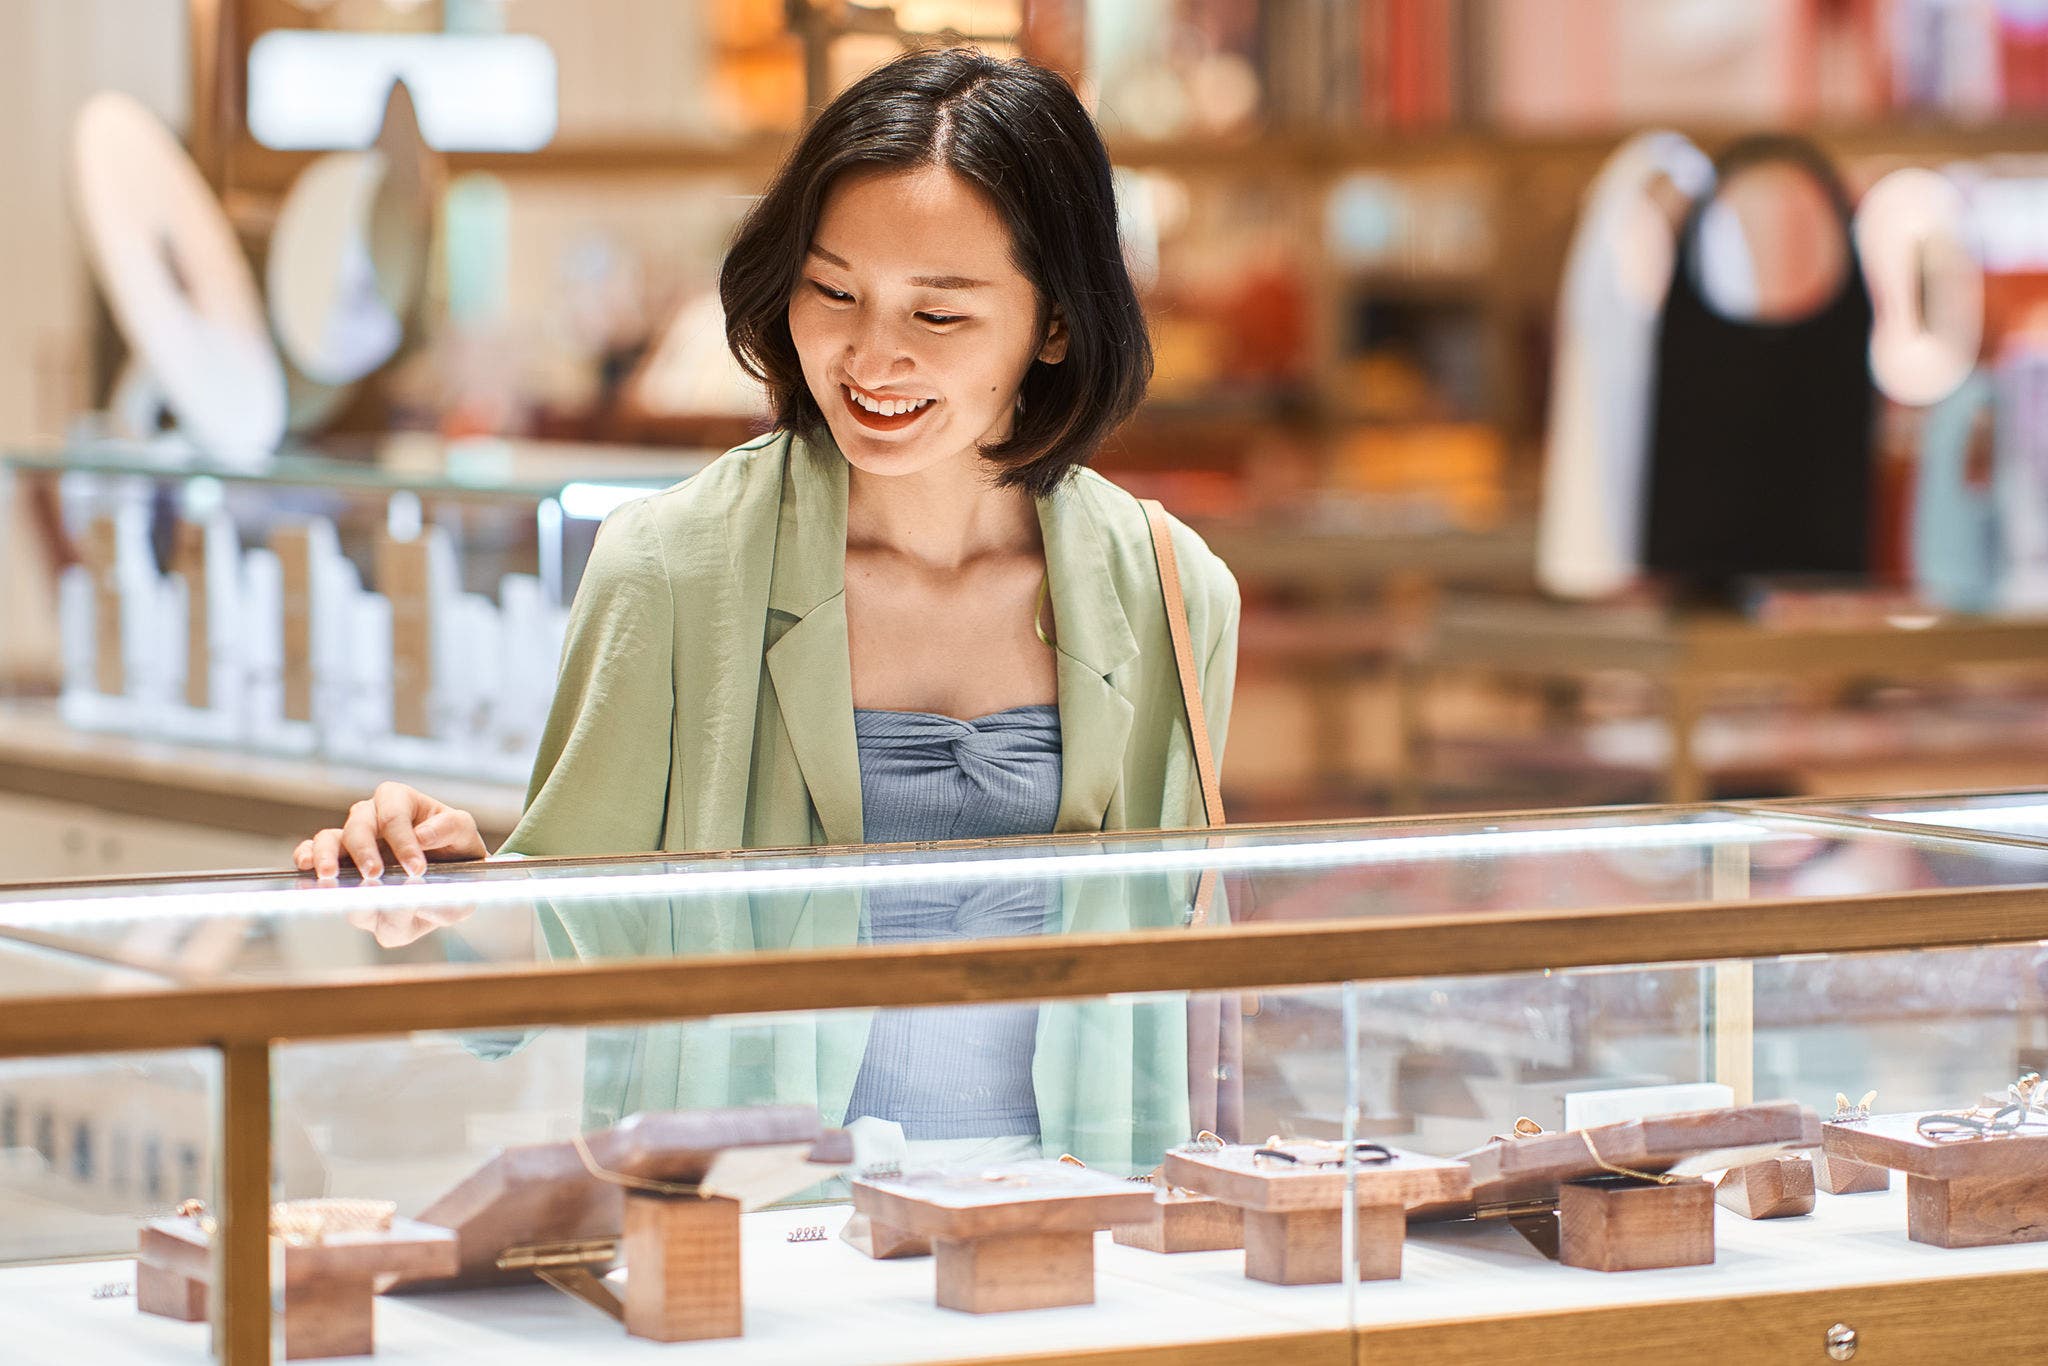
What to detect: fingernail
<box><xmin>362</xmin><ymin>863</ymin><xmax>382</xmax><ymax>881</ymax></box>
<box><xmin>403</xmin><ymin>857</ymin><xmax>425</xmax><ymax>878</ymax></box>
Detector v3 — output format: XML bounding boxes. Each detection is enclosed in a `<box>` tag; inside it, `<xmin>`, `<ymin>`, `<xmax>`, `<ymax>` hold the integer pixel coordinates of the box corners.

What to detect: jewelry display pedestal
<box><xmin>1449</xmin><ymin>1102</ymin><xmax>1811</xmax><ymax>1219</ymax></box>
<box><xmin>1111</xmin><ymin>1187</ymin><xmax>1245</xmax><ymax>1255</ymax></box>
<box><xmin>134</xmin><ymin>1241</ymin><xmax>207</xmax><ymax>1322</ymax></box>
<box><xmin>619</xmin><ymin>1193</ymin><xmax>743</xmax><ymax>1342</ymax></box>
<box><xmin>839</xmin><ymin>1211</ymin><xmax>931</xmax><ymax>1260</ymax></box>
<box><xmin>1558</xmin><ymin>1176</ymin><xmax>1715</xmax><ymax>1272</ymax></box>
<box><xmin>384</xmin><ymin>1106</ymin><xmax>849</xmax><ymax>1294</ymax></box>
<box><xmin>139</xmin><ymin>1214</ymin><xmax>458</xmax><ymax>1360</ymax></box>
<box><xmin>851</xmin><ymin>1161</ymin><xmax>1156</xmax><ymax>1314</ymax></box>
<box><xmin>1714</xmin><ymin>1155</ymin><xmax>1817</xmax><ymax>1219</ymax></box>
<box><xmin>1824</xmin><ymin>1113</ymin><xmax>2048</xmax><ymax>1248</ymax></box>
<box><xmin>1162</xmin><ymin>1144</ymin><xmax>1470</xmax><ymax>1285</ymax></box>
<box><xmin>1813</xmin><ymin>1149</ymin><xmax>1892</xmax><ymax>1194</ymax></box>
<box><xmin>1714</xmin><ymin>1107</ymin><xmax>1821</xmax><ymax>1220</ymax></box>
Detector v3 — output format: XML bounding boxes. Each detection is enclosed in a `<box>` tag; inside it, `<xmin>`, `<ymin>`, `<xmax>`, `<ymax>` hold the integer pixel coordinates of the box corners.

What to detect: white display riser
<box><xmin>5</xmin><ymin>1185</ymin><xmax>2048</xmax><ymax>1364</ymax></box>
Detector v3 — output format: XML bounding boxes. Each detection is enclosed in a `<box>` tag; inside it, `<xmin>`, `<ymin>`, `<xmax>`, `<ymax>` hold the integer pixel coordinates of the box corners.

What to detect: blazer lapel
<box><xmin>1039</xmin><ymin>480</ymin><xmax>1139</xmax><ymax>833</ymax></box>
<box><xmin>763</xmin><ymin>437</ymin><xmax>864</xmax><ymax>847</ymax></box>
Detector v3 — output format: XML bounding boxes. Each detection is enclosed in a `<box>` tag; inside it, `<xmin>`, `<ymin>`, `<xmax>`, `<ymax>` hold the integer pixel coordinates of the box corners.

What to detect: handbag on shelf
<box><xmin>1140</xmin><ymin>499</ymin><xmax>1242</xmax><ymax>1142</ymax></box>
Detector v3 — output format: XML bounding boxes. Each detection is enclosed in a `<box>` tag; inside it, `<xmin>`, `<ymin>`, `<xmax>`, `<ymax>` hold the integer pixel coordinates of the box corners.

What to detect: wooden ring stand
<box><xmin>1557</xmin><ymin>1175</ymin><xmax>1715</xmax><ymax>1273</ymax></box>
<box><xmin>1111</xmin><ymin>1191</ymin><xmax>1245</xmax><ymax>1255</ymax></box>
<box><xmin>138</xmin><ymin>1216</ymin><xmax>457</xmax><ymax>1360</ymax></box>
<box><xmin>1715</xmin><ymin>1154</ymin><xmax>1818</xmax><ymax>1219</ymax></box>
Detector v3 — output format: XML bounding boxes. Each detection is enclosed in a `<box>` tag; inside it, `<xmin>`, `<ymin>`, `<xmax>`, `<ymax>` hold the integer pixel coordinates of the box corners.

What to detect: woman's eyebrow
<box><xmin>807</xmin><ymin>244</ymin><xmax>989</xmax><ymax>290</ymax></box>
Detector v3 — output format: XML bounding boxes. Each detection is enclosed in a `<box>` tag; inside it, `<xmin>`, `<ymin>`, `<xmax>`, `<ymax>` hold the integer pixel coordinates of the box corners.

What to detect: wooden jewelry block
<box><xmin>839</xmin><ymin>1211</ymin><xmax>931</xmax><ymax>1259</ymax></box>
<box><xmin>1449</xmin><ymin>1102</ymin><xmax>1810</xmax><ymax>1219</ymax></box>
<box><xmin>1162</xmin><ymin>1143</ymin><xmax>1470</xmax><ymax>1286</ymax></box>
<box><xmin>387</xmin><ymin>1105</ymin><xmax>847</xmax><ymax>1293</ymax></box>
<box><xmin>1825</xmin><ymin>1114</ymin><xmax>2048</xmax><ymax>1248</ymax></box>
<box><xmin>1111</xmin><ymin>1188</ymin><xmax>1245</xmax><ymax>1255</ymax></box>
<box><xmin>852</xmin><ymin>1161</ymin><xmax>1155</xmax><ymax>1314</ymax></box>
<box><xmin>135</xmin><ymin>1228</ymin><xmax>207</xmax><ymax>1322</ymax></box>
<box><xmin>1814</xmin><ymin>1150</ymin><xmax>1892</xmax><ymax>1194</ymax></box>
<box><xmin>935</xmin><ymin>1230</ymin><xmax>1095</xmax><ymax>1313</ymax></box>
<box><xmin>1715</xmin><ymin>1155</ymin><xmax>1816</xmax><ymax>1220</ymax></box>
<box><xmin>1558</xmin><ymin>1176</ymin><xmax>1715</xmax><ymax>1273</ymax></box>
<box><xmin>620</xmin><ymin>1193</ymin><xmax>742</xmax><ymax>1343</ymax></box>
<box><xmin>1240</xmin><ymin>1201</ymin><xmax>1406</xmax><ymax>1285</ymax></box>
<box><xmin>139</xmin><ymin>1213</ymin><xmax>458</xmax><ymax>1360</ymax></box>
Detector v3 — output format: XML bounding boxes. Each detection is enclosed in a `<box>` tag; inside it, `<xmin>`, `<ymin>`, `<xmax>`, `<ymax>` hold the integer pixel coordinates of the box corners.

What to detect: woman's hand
<box><xmin>295</xmin><ymin>782</ymin><xmax>489</xmax><ymax>880</ymax></box>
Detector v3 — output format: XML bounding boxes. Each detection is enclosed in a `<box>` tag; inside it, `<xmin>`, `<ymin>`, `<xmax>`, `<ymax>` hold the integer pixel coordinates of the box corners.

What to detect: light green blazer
<box><xmin>501</xmin><ymin>429</ymin><xmax>1240</xmax><ymax>1167</ymax></box>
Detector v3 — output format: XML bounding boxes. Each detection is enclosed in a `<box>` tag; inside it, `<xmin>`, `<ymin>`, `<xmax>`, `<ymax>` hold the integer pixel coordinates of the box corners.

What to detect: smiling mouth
<box><xmin>841</xmin><ymin>383</ymin><xmax>937</xmax><ymax>432</ymax></box>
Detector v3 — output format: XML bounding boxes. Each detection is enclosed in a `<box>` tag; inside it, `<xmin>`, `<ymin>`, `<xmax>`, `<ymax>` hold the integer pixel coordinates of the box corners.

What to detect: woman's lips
<box><xmin>840</xmin><ymin>384</ymin><xmax>936</xmax><ymax>432</ymax></box>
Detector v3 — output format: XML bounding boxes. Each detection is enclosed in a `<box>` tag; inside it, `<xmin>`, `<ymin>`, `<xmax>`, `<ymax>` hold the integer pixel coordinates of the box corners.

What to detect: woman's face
<box><xmin>788</xmin><ymin>164</ymin><xmax>1066</xmax><ymax>480</ymax></box>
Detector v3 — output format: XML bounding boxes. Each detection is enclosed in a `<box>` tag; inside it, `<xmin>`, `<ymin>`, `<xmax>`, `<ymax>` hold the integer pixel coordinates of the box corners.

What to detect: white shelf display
<box><xmin>54</xmin><ymin>473</ymin><xmax>573</xmax><ymax>787</ymax></box>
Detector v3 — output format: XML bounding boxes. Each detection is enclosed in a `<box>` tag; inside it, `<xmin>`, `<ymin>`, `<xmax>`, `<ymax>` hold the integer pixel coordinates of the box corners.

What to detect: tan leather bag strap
<box><xmin>1141</xmin><ymin>499</ymin><xmax>1239</xmax><ymax>1137</ymax></box>
<box><xmin>1141</xmin><ymin>498</ymin><xmax>1224</xmax><ymax>829</ymax></box>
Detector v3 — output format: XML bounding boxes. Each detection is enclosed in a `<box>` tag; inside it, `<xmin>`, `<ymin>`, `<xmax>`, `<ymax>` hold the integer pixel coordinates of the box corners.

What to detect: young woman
<box><xmin>298</xmin><ymin>45</ymin><xmax>1238</xmax><ymax>879</ymax></box>
<box><xmin>295</xmin><ymin>48</ymin><xmax>1239</xmax><ymax>1165</ymax></box>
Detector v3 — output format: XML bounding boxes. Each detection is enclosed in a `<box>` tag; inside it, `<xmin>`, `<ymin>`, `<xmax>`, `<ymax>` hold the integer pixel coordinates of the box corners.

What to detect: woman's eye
<box><xmin>917</xmin><ymin>313</ymin><xmax>967</xmax><ymax>326</ymax></box>
<box><xmin>809</xmin><ymin>281</ymin><xmax>853</xmax><ymax>303</ymax></box>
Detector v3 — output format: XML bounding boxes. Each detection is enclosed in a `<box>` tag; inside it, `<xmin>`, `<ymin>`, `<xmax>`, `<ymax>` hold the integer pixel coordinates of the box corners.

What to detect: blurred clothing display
<box><xmin>1911</xmin><ymin>370</ymin><xmax>2002</xmax><ymax>611</ymax></box>
<box><xmin>1538</xmin><ymin>131</ymin><xmax>1711</xmax><ymax>599</ymax></box>
<box><xmin>1995</xmin><ymin>338</ymin><xmax>2048</xmax><ymax>607</ymax></box>
<box><xmin>1645</xmin><ymin>137</ymin><xmax>1876</xmax><ymax>596</ymax></box>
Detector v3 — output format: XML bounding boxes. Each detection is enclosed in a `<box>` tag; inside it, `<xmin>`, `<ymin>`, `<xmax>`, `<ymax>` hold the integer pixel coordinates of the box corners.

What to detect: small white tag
<box><xmin>1564</xmin><ymin>1082</ymin><xmax>1734</xmax><ymax>1131</ymax></box>
<box><xmin>699</xmin><ymin>1142</ymin><xmax>843</xmax><ymax>1212</ymax></box>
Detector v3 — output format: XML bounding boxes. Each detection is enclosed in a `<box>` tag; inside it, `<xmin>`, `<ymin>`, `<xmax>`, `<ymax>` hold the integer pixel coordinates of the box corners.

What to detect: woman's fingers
<box><xmin>309</xmin><ymin>828</ymin><xmax>347</xmax><ymax>881</ymax></box>
<box><xmin>301</xmin><ymin>785</ymin><xmax>484</xmax><ymax>883</ymax></box>
<box><xmin>415</xmin><ymin>807</ymin><xmax>487</xmax><ymax>862</ymax></box>
<box><xmin>374</xmin><ymin>782</ymin><xmax>429</xmax><ymax>877</ymax></box>
<box><xmin>341</xmin><ymin>799</ymin><xmax>386</xmax><ymax>879</ymax></box>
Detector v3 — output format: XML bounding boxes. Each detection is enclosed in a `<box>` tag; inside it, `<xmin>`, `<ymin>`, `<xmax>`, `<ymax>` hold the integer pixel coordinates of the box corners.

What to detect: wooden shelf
<box><xmin>219</xmin><ymin>118</ymin><xmax>2048</xmax><ymax>196</ymax></box>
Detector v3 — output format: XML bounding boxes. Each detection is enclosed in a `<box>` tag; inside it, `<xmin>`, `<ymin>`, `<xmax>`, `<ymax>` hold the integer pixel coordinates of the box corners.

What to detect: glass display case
<box><xmin>1780</xmin><ymin>788</ymin><xmax>2048</xmax><ymax>846</ymax></box>
<box><xmin>2</xmin><ymin>439</ymin><xmax>705</xmax><ymax>783</ymax></box>
<box><xmin>3</xmin><ymin>796</ymin><xmax>2048</xmax><ymax>1363</ymax></box>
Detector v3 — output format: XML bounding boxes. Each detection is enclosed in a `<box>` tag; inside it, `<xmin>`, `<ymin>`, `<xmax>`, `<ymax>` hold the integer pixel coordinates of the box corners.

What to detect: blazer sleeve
<box><xmin>498</xmin><ymin>496</ymin><xmax>676</xmax><ymax>856</ymax></box>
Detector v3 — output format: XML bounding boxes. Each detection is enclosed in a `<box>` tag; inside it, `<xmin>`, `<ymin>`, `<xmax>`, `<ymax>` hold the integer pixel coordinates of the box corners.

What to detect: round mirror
<box><xmin>73</xmin><ymin>91</ymin><xmax>286</xmax><ymax>465</ymax></box>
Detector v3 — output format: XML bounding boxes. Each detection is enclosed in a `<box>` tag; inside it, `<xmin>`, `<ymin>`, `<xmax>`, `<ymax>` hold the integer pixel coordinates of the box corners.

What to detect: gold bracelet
<box><xmin>570</xmin><ymin>1129</ymin><xmax>702</xmax><ymax>1198</ymax></box>
<box><xmin>1579</xmin><ymin>1132</ymin><xmax>1676</xmax><ymax>1186</ymax></box>
<box><xmin>174</xmin><ymin>1197</ymin><xmax>397</xmax><ymax>1246</ymax></box>
<box><xmin>270</xmin><ymin>1199</ymin><xmax>397</xmax><ymax>1245</ymax></box>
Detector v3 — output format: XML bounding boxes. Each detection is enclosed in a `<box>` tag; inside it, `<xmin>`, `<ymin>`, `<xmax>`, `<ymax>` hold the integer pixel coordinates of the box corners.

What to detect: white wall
<box><xmin>0</xmin><ymin>0</ymin><xmax>186</xmax><ymax>679</ymax></box>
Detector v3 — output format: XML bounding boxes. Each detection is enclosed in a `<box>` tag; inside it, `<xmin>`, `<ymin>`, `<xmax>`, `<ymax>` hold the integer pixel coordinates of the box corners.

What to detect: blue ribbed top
<box><xmin>842</xmin><ymin>704</ymin><xmax>1061</xmax><ymax>1140</ymax></box>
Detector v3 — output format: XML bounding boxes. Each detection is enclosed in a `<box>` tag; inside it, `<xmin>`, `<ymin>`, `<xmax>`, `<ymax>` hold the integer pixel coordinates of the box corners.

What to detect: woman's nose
<box><xmin>844</xmin><ymin>311</ymin><xmax>911</xmax><ymax>380</ymax></box>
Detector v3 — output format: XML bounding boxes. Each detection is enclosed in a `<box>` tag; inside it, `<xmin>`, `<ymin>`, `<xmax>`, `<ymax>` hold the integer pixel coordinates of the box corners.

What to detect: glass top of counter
<box><xmin>1782</xmin><ymin>790</ymin><xmax>2048</xmax><ymax>842</ymax></box>
<box><xmin>0</xmin><ymin>802</ymin><xmax>2043</xmax><ymax>992</ymax></box>
<box><xmin>2</xmin><ymin>434</ymin><xmax>714</xmax><ymax>503</ymax></box>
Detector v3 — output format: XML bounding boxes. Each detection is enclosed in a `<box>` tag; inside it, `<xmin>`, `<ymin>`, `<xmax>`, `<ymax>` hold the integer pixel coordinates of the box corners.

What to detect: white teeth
<box><xmin>847</xmin><ymin>386</ymin><xmax>931</xmax><ymax>418</ymax></box>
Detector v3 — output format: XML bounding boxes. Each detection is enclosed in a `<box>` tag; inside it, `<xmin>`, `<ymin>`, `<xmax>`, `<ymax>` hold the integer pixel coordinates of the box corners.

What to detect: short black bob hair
<box><xmin>720</xmin><ymin>47</ymin><xmax>1152</xmax><ymax>498</ymax></box>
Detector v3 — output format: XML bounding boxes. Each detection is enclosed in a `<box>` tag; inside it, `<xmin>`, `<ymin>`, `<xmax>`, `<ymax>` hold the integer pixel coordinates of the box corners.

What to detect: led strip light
<box><xmin>0</xmin><ymin>822</ymin><xmax>1777</xmax><ymax>933</ymax></box>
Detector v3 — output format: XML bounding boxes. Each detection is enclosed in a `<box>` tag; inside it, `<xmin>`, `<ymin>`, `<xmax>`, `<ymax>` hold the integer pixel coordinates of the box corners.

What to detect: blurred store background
<box><xmin>2</xmin><ymin>0</ymin><xmax>2048</xmax><ymax>878</ymax></box>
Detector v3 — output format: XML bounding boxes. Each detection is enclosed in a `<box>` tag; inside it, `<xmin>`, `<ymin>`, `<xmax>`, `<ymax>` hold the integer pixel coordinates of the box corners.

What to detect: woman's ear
<box><xmin>1037</xmin><ymin>308</ymin><xmax>1069</xmax><ymax>364</ymax></box>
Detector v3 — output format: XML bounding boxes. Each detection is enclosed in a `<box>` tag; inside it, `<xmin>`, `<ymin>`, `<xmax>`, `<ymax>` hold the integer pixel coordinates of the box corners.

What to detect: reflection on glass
<box><xmin>0</xmin><ymin>1051</ymin><xmax>220</xmax><ymax>1265</ymax></box>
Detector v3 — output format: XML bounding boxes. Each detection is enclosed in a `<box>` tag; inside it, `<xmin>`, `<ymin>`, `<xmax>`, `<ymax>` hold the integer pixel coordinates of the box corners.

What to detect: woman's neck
<box><xmin>845</xmin><ymin>455</ymin><xmax>1042</xmax><ymax>572</ymax></box>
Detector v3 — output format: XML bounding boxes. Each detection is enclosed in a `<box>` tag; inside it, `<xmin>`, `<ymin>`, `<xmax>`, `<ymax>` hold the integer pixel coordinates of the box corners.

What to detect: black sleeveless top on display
<box><xmin>1643</xmin><ymin>135</ymin><xmax>1876</xmax><ymax>599</ymax></box>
